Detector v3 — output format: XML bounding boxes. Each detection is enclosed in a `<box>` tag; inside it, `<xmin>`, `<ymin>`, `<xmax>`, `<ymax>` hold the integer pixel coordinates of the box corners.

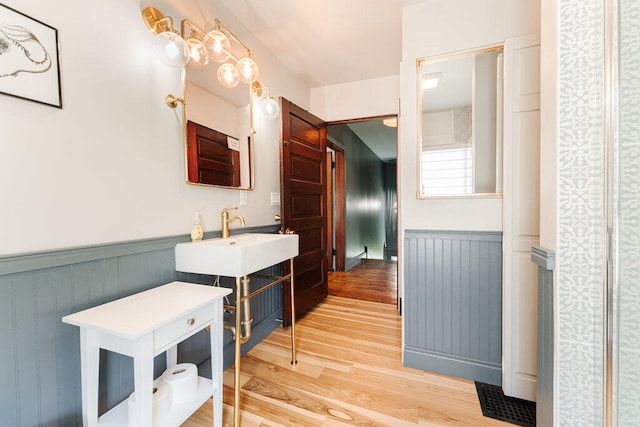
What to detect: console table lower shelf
<box><xmin>98</xmin><ymin>377</ymin><xmax>214</xmax><ymax>426</ymax></box>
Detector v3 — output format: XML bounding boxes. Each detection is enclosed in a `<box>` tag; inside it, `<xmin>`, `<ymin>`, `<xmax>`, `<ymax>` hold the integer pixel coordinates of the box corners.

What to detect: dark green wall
<box><xmin>384</xmin><ymin>161</ymin><xmax>398</xmax><ymax>258</ymax></box>
<box><xmin>328</xmin><ymin>125</ymin><xmax>386</xmax><ymax>267</ymax></box>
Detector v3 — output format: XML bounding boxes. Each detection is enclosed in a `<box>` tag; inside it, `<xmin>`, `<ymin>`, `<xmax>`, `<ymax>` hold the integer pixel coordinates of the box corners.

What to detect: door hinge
<box><xmin>332</xmin><ymin>248</ymin><xmax>336</xmax><ymax>256</ymax></box>
<box><xmin>331</xmin><ymin>161</ymin><xmax>336</xmax><ymax>169</ymax></box>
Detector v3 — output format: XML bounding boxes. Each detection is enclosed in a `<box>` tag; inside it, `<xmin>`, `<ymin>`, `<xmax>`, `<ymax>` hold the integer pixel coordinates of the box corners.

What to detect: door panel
<box><xmin>298</xmin><ymin>229</ymin><xmax>322</xmax><ymax>253</ymax></box>
<box><xmin>502</xmin><ymin>34</ymin><xmax>541</xmax><ymax>401</ymax></box>
<box><xmin>292</xmin><ymin>196</ymin><xmax>322</xmax><ymax>217</ymax></box>
<box><xmin>291</xmin><ymin>120</ymin><xmax>321</xmax><ymax>148</ymax></box>
<box><xmin>186</xmin><ymin>120</ymin><xmax>240</xmax><ymax>187</ymax></box>
<box><xmin>281</xmin><ymin>98</ymin><xmax>328</xmax><ymax>327</ymax></box>
<box><xmin>292</xmin><ymin>157</ymin><xmax>322</xmax><ymax>181</ymax></box>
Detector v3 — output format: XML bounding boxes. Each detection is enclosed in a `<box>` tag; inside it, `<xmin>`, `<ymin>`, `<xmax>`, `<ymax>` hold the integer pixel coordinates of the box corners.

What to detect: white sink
<box><xmin>175</xmin><ymin>233</ymin><xmax>299</xmax><ymax>277</ymax></box>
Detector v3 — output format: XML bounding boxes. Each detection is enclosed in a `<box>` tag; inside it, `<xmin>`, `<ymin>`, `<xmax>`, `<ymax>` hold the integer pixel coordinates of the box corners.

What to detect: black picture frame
<box><xmin>0</xmin><ymin>3</ymin><xmax>62</xmax><ymax>108</ymax></box>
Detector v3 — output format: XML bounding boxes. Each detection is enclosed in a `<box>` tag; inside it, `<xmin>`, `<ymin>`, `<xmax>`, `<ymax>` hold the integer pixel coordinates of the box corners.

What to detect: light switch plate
<box><xmin>270</xmin><ymin>192</ymin><xmax>280</xmax><ymax>206</ymax></box>
<box><xmin>239</xmin><ymin>191</ymin><xmax>248</xmax><ymax>205</ymax></box>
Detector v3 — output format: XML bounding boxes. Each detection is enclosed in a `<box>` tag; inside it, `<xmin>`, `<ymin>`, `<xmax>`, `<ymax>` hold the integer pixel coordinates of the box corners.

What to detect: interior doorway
<box><xmin>325</xmin><ymin>116</ymin><xmax>399</xmax><ymax>305</ymax></box>
<box><xmin>278</xmin><ymin>102</ymin><xmax>399</xmax><ymax>319</ymax></box>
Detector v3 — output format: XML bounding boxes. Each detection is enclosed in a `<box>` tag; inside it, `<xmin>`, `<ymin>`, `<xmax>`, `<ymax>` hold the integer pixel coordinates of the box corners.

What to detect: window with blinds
<box><xmin>421</xmin><ymin>147</ymin><xmax>473</xmax><ymax>195</ymax></box>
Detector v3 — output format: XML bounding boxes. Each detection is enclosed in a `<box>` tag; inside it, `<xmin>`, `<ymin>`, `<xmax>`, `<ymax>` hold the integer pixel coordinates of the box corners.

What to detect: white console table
<box><xmin>63</xmin><ymin>281</ymin><xmax>232</xmax><ymax>427</ymax></box>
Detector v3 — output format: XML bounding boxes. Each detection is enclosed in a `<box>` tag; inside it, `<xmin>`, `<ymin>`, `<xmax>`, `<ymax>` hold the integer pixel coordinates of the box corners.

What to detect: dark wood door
<box><xmin>186</xmin><ymin>120</ymin><xmax>240</xmax><ymax>187</ymax></box>
<box><xmin>280</xmin><ymin>98</ymin><xmax>328</xmax><ymax>327</ymax></box>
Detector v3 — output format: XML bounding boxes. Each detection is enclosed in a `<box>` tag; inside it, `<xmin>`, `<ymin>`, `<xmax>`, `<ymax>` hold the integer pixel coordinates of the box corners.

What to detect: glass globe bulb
<box><xmin>262</xmin><ymin>96</ymin><xmax>280</xmax><ymax>120</ymax></box>
<box><xmin>186</xmin><ymin>38</ymin><xmax>208</xmax><ymax>69</ymax></box>
<box><xmin>153</xmin><ymin>31</ymin><xmax>190</xmax><ymax>67</ymax></box>
<box><xmin>236</xmin><ymin>56</ymin><xmax>259</xmax><ymax>83</ymax></box>
<box><xmin>217</xmin><ymin>63</ymin><xmax>239</xmax><ymax>88</ymax></box>
<box><xmin>204</xmin><ymin>30</ymin><xmax>230</xmax><ymax>62</ymax></box>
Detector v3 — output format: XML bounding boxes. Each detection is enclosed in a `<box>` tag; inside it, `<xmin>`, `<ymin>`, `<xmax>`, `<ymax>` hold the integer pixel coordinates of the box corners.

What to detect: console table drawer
<box><xmin>154</xmin><ymin>303</ymin><xmax>214</xmax><ymax>352</ymax></box>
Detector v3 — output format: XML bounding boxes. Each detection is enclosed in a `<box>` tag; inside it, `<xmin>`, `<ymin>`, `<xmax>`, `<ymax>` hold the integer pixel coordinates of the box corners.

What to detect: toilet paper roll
<box><xmin>161</xmin><ymin>363</ymin><xmax>198</xmax><ymax>403</ymax></box>
<box><xmin>127</xmin><ymin>380</ymin><xmax>170</xmax><ymax>427</ymax></box>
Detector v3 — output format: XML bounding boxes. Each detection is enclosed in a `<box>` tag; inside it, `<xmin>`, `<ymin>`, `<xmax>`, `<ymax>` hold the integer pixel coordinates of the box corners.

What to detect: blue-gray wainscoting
<box><xmin>0</xmin><ymin>225</ymin><xmax>282</xmax><ymax>427</ymax></box>
<box><xmin>532</xmin><ymin>246</ymin><xmax>555</xmax><ymax>427</ymax></box>
<box><xmin>403</xmin><ymin>230</ymin><xmax>503</xmax><ymax>385</ymax></box>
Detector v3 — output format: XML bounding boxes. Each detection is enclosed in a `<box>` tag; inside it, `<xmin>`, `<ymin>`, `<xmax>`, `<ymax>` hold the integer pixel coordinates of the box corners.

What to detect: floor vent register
<box><xmin>475</xmin><ymin>382</ymin><xmax>536</xmax><ymax>427</ymax></box>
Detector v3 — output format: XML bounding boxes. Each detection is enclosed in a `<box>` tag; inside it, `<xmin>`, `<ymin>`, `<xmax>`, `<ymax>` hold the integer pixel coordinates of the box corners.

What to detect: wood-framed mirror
<box><xmin>183</xmin><ymin>80</ymin><xmax>254</xmax><ymax>190</ymax></box>
<box><xmin>186</xmin><ymin>120</ymin><xmax>251</xmax><ymax>188</ymax></box>
<box><xmin>417</xmin><ymin>45</ymin><xmax>504</xmax><ymax>198</ymax></box>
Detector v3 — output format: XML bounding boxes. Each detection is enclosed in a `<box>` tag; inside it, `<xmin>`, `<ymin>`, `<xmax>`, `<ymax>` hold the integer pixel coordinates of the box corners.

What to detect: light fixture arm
<box><xmin>181</xmin><ymin>19</ymin><xmax>205</xmax><ymax>40</ymax></box>
<box><xmin>214</xmin><ymin>18</ymin><xmax>252</xmax><ymax>56</ymax></box>
<box><xmin>252</xmin><ymin>82</ymin><xmax>275</xmax><ymax>101</ymax></box>
<box><xmin>251</xmin><ymin>81</ymin><xmax>264</xmax><ymax>98</ymax></box>
<box><xmin>222</xmin><ymin>49</ymin><xmax>239</xmax><ymax>64</ymax></box>
<box><xmin>165</xmin><ymin>93</ymin><xmax>186</xmax><ymax>108</ymax></box>
<box><xmin>156</xmin><ymin>16</ymin><xmax>175</xmax><ymax>32</ymax></box>
<box><xmin>249</xmin><ymin>83</ymin><xmax>256</xmax><ymax>136</ymax></box>
<box><xmin>142</xmin><ymin>7</ymin><xmax>176</xmax><ymax>35</ymax></box>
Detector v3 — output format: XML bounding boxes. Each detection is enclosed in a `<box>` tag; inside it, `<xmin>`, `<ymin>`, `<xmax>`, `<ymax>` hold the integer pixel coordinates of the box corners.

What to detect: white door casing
<box><xmin>502</xmin><ymin>34</ymin><xmax>541</xmax><ymax>401</ymax></box>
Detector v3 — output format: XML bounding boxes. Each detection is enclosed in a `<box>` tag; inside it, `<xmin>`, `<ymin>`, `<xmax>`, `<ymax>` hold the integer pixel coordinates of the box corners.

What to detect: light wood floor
<box><xmin>183</xmin><ymin>296</ymin><xmax>510</xmax><ymax>425</ymax></box>
<box><xmin>328</xmin><ymin>259</ymin><xmax>397</xmax><ymax>305</ymax></box>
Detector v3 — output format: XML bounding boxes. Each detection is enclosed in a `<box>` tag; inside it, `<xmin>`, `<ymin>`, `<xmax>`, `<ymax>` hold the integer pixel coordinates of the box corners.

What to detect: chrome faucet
<box><xmin>221</xmin><ymin>207</ymin><xmax>245</xmax><ymax>238</ymax></box>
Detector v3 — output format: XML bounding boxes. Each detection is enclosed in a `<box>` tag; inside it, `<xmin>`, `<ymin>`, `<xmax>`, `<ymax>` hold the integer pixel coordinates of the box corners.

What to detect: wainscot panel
<box><xmin>532</xmin><ymin>246</ymin><xmax>555</xmax><ymax>427</ymax></box>
<box><xmin>0</xmin><ymin>225</ymin><xmax>282</xmax><ymax>426</ymax></box>
<box><xmin>403</xmin><ymin>229</ymin><xmax>503</xmax><ymax>385</ymax></box>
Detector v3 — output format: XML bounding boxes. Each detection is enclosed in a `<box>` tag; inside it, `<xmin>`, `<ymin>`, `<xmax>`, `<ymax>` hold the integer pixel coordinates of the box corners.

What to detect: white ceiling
<box><xmin>219</xmin><ymin>0</ymin><xmax>424</xmax><ymax>88</ymax></box>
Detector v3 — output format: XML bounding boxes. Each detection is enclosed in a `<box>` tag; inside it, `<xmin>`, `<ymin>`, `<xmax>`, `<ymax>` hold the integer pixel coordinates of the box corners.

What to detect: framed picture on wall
<box><xmin>0</xmin><ymin>4</ymin><xmax>62</xmax><ymax>108</ymax></box>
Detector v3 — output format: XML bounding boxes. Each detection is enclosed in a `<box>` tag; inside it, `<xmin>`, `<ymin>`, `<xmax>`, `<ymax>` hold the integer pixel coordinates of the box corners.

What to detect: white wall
<box><xmin>186</xmin><ymin>82</ymin><xmax>240</xmax><ymax>139</ymax></box>
<box><xmin>310</xmin><ymin>75</ymin><xmax>399</xmax><ymax>122</ymax></box>
<box><xmin>0</xmin><ymin>0</ymin><xmax>310</xmax><ymax>256</ymax></box>
<box><xmin>400</xmin><ymin>0</ymin><xmax>540</xmax><ymax>232</ymax></box>
<box><xmin>539</xmin><ymin>0</ymin><xmax>558</xmax><ymax>251</ymax></box>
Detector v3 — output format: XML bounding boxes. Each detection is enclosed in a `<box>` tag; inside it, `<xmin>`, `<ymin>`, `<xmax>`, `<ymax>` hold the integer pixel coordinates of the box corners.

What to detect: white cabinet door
<box><xmin>502</xmin><ymin>33</ymin><xmax>541</xmax><ymax>401</ymax></box>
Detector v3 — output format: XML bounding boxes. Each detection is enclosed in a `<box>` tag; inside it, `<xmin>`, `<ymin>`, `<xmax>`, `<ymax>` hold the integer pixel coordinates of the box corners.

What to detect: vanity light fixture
<box><xmin>142</xmin><ymin>7</ymin><xmax>260</xmax><ymax>87</ymax></box>
<box><xmin>181</xmin><ymin>20</ymin><xmax>209</xmax><ymax>69</ymax></box>
<box><xmin>236</xmin><ymin>56</ymin><xmax>259</xmax><ymax>84</ymax></box>
<box><xmin>251</xmin><ymin>81</ymin><xmax>280</xmax><ymax>120</ymax></box>
<box><xmin>207</xmin><ymin>18</ymin><xmax>259</xmax><ymax>86</ymax></box>
<box><xmin>422</xmin><ymin>72</ymin><xmax>442</xmax><ymax>89</ymax></box>
<box><xmin>142</xmin><ymin>4</ymin><xmax>272</xmax><ymax>142</ymax></box>
<box><xmin>218</xmin><ymin>62</ymin><xmax>240</xmax><ymax>88</ymax></box>
<box><xmin>143</xmin><ymin>7</ymin><xmax>190</xmax><ymax>67</ymax></box>
<box><xmin>203</xmin><ymin>29</ymin><xmax>230</xmax><ymax>62</ymax></box>
<box><xmin>154</xmin><ymin>29</ymin><xmax>190</xmax><ymax>68</ymax></box>
<box><xmin>262</xmin><ymin>94</ymin><xmax>280</xmax><ymax>120</ymax></box>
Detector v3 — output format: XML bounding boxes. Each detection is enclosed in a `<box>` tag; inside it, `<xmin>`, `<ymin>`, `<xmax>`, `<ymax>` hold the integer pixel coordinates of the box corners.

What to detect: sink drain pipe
<box><xmin>224</xmin><ymin>275</ymin><xmax>253</xmax><ymax>344</ymax></box>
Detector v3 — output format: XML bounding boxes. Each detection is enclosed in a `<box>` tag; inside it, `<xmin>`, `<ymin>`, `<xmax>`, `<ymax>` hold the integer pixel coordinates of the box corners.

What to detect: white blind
<box><xmin>421</xmin><ymin>147</ymin><xmax>472</xmax><ymax>195</ymax></box>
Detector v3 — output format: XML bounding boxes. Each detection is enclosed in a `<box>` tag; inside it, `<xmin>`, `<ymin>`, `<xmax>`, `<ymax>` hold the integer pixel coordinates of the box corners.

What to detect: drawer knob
<box><xmin>186</xmin><ymin>318</ymin><xmax>195</xmax><ymax>326</ymax></box>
